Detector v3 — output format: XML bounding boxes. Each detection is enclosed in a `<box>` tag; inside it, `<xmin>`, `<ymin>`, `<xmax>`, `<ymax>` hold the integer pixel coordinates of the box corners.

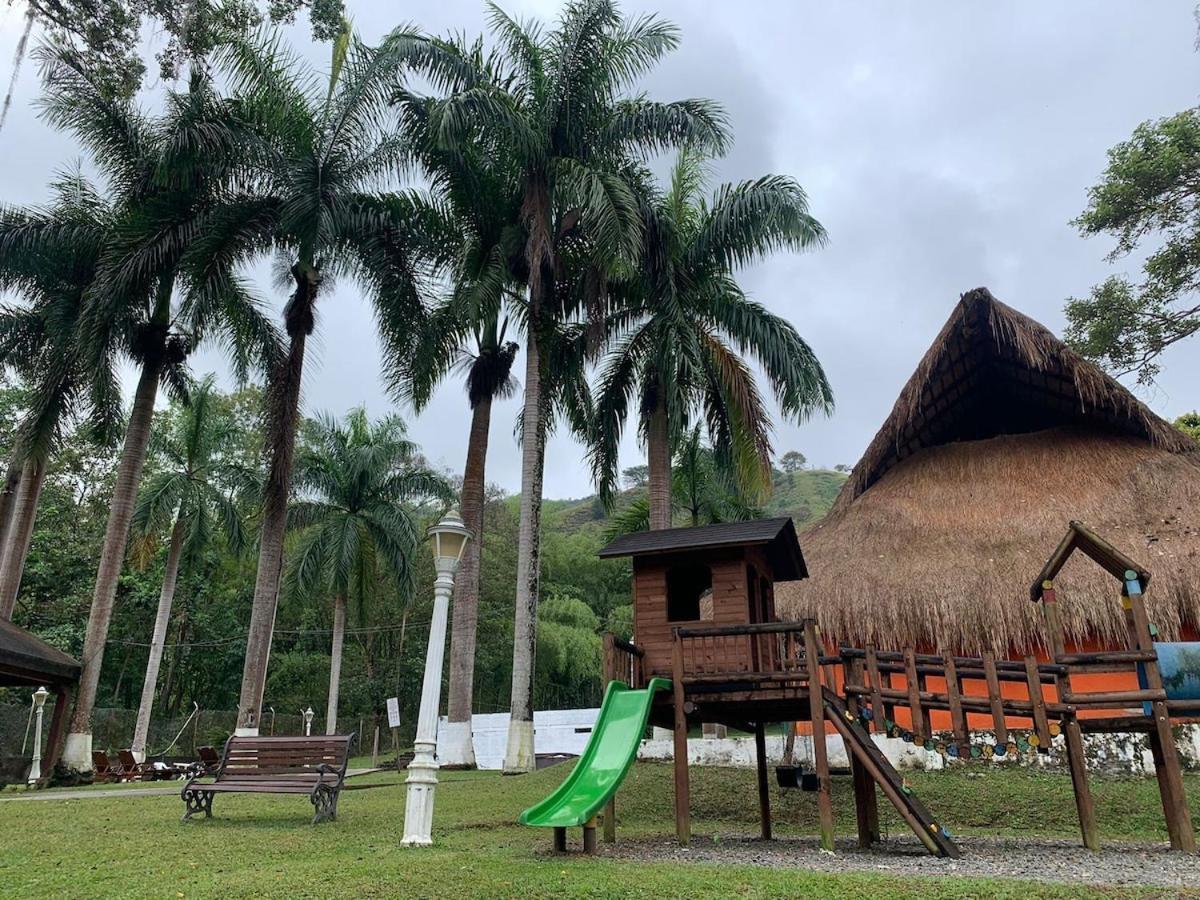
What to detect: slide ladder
<box><xmin>822</xmin><ymin>687</ymin><xmax>961</xmax><ymax>858</ymax></box>
<box><xmin>519</xmin><ymin>677</ymin><xmax>672</xmax><ymax>835</ymax></box>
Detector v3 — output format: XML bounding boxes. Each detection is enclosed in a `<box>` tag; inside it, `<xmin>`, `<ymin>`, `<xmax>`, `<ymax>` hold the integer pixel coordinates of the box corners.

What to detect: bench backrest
<box><xmin>215</xmin><ymin>735</ymin><xmax>355</xmax><ymax>783</ymax></box>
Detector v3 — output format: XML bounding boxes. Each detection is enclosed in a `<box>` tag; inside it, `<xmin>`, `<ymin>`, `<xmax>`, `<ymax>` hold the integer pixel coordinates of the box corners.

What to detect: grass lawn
<box><xmin>0</xmin><ymin>762</ymin><xmax>1196</xmax><ymax>898</ymax></box>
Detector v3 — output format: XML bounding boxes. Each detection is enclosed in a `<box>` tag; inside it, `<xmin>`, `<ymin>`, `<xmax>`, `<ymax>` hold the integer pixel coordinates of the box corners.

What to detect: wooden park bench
<box><xmin>180</xmin><ymin>734</ymin><xmax>355</xmax><ymax>824</ymax></box>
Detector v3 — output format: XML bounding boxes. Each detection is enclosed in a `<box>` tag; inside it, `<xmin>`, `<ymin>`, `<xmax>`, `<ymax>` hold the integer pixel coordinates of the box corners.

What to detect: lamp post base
<box><xmin>400</xmin><ymin>749</ymin><xmax>439</xmax><ymax>846</ymax></box>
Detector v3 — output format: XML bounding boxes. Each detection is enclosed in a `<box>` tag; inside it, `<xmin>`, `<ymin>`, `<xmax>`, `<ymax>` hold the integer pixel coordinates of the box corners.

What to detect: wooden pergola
<box><xmin>1</xmin><ymin>616</ymin><xmax>80</xmax><ymax>777</ymax></box>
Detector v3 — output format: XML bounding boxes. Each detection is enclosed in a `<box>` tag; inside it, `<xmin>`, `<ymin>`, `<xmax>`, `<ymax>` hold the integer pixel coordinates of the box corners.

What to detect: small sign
<box><xmin>386</xmin><ymin>697</ymin><xmax>400</xmax><ymax>728</ymax></box>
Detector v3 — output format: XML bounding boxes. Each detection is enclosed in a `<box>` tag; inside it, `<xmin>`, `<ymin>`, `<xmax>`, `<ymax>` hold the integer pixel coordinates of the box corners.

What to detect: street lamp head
<box><xmin>428</xmin><ymin>507</ymin><xmax>471</xmax><ymax>567</ymax></box>
<box><xmin>303</xmin><ymin>706</ymin><xmax>314</xmax><ymax>723</ymax></box>
<box><xmin>32</xmin><ymin>686</ymin><xmax>49</xmax><ymax>709</ymax></box>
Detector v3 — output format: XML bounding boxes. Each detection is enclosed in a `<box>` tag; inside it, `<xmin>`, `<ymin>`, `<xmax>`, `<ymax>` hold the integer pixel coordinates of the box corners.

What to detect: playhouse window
<box><xmin>667</xmin><ymin>563</ymin><xmax>712</xmax><ymax>622</ymax></box>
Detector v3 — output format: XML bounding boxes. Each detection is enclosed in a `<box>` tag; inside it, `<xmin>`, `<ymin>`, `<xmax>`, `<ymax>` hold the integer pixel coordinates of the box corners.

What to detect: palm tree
<box><xmin>590</xmin><ymin>151</ymin><xmax>834</xmax><ymax>531</ymax></box>
<box><xmin>391</xmin><ymin>53</ymin><xmax>524</xmax><ymax>765</ymax></box>
<box><xmin>603</xmin><ymin>426</ymin><xmax>763</xmax><ymax>539</ymax></box>
<box><xmin>286</xmin><ymin>409</ymin><xmax>452</xmax><ymax>733</ymax></box>
<box><xmin>127</xmin><ymin>376</ymin><xmax>249</xmax><ymax>760</ymax></box>
<box><xmin>0</xmin><ymin>171</ymin><xmax>121</xmax><ymax>619</ymax></box>
<box><xmin>187</xmin><ymin>27</ymin><xmax>441</xmax><ymax>735</ymax></box>
<box><xmin>397</xmin><ymin>0</ymin><xmax>728</xmax><ymax>772</ymax></box>
<box><xmin>31</xmin><ymin>52</ymin><xmax>279</xmax><ymax>769</ymax></box>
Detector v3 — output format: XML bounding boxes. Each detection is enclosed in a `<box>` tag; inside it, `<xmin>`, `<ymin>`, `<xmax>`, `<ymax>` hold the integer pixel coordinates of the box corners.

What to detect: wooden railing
<box><xmin>672</xmin><ymin>620</ymin><xmax>836</xmax><ymax>683</ymax></box>
<box><xmin>602</xmin><ymin>634</ymin><xmax>645</xmax><ymax>689</ymax></box>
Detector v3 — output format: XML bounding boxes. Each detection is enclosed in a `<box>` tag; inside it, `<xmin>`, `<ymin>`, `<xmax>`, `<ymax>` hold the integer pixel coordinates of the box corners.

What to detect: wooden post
<box><xmin>1124</xmin><ymin>573</ymin><xmax>1195</xmax><ymax>852</ymax></box>
<box><xmin>671</xmin><ymin>629</ymin><xmax>691</xmax><ymax>846</ymax></box>
<box><xmin>754</xmin><ymin>722</ymin><xmax>772</xmax><ymax>840</ymax></box>
<box><xmin>372</xmin><ymin>725</ymin><xmax>380</xmax><ymax>768</ymax></box>
<box><xmin>1063</xmin><ymin>713</ymin><xmax>1099</xmax><ymax>850</ymax></box>
<box><xmin>845</xmin><ymin>657</ymin><xmax>879</xmax><ymax>847</ymax></box>
<box><xmin>601</xmin><ymin>634</ymin><xmax>617</xmax><ymax>844</ymax></box>
<box><xmin>553</xmin><ymin>827</ymin><xmax>566</xmax><ymax>852</ymax></box>
<box><xmin>1024</xmin><ymin>656</ymin><xmax>1051</xmax><ymax>748</ymax></box>
<box><xmin>943</xmin><ymin>652</ymin><xmax>968</xmax><ymax>755</ymax></box>
<box><xmin>903</xmin><ymin>648</ymin><xmax>924</xmax><ymax>744</ymax></box>
<box><xmin>865</xmin><ymin>646</ymin><xmax>885</xmax><ymax>734</ymax></box>
<box><xmin>804</xmin><ymin>620</ymin><xmax>835</xmax><ymax>851</ymax></box>
<box><xmin>1041</xmin><ymin>581</ymin><xmax>1099</xmax><ymax>851</ymax></box>
<box><xmin>583</xmin><ymin>816</ymin><xmax>598</xmax><ymax>854</ymax></box>
<box><xmin>982</xmin><ymin>651</ymin><xmax>1008</xmax><ymax>744</ymax></box>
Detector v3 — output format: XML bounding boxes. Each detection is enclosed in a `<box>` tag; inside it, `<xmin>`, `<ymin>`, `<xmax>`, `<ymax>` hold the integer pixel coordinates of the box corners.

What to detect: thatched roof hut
<box><xmin>777</xmin><ymin>287</ymin><xmax>1200</xmax><ymax>655</ymax></box>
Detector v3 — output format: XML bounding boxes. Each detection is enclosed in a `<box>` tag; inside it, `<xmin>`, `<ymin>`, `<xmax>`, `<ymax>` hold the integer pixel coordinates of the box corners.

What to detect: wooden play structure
<box><xmin>590</xmin><ymin>517</ymin><xmax>1199</xmax><ymax>857</ymax></box>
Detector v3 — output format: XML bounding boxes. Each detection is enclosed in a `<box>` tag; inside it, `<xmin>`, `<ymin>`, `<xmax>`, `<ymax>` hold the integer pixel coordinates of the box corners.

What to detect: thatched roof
<box><xmin>777</xmin><ymin>288</ymin><xmax>1200</xmax><ymax>654</ymax></box>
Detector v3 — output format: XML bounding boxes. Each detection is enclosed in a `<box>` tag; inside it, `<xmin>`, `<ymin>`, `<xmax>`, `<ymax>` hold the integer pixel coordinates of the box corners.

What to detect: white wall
<box><xmin>438</xmin><ymin>708</ymin><xmax>600</xmax><ymax>770</ymax></box>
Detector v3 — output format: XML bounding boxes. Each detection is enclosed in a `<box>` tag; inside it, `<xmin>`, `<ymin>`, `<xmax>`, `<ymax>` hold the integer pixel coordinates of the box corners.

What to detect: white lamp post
<box><xmin>28</xmin><ymin>686</ymin><xmax>49</xmax><ymax>785</ymax></box>
<box><xmin>303</xmin><ymin>706</ymin><xmax>315</xmax><ymax>737</ymax></box>
<box><xmin>401</xmin><ymin>508</ymin><xmax>470</xmax><ymax>847</ymax></box>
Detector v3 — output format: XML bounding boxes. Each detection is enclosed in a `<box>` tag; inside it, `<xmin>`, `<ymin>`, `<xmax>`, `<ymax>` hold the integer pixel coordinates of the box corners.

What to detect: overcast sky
<box><xmin>2</xmin><ymin>2</ymin><xmax>1198</xmax><ymax>499</ymax></box>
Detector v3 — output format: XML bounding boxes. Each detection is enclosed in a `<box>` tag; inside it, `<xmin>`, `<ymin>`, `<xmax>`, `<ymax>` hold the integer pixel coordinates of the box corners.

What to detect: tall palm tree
<box><xmin>31</xmin><ymin>52</ymin><xmax>279</xmax><ymax>769</ymax></box>
<box><xmin>392</xmin><ymin>50</ymin><xmax>524</xmax><ymax>765</ymax></box>
<box><xmin>397</xmin><ymin>0</ymin><xmax>728</xmax><ymax>772</ymax></box>
<box><xmin>0</xmin><ymin>171</ymin><xmax>121</xmax><ymax>619</ymax></box>
<box><xmin>590</xmin><ymin>151</ymin><xmax>834</xmax><ymax>531</ymax></box>
<box><xmin>286</xmin><ymin>409</ymin><xmax>452</xmax><ymax>733</ymax></box>
<box><xmin>191</xmin><ymin>27</ymin><xmax>438</xmax><ymax>734</ymax></box>
<box><xmin>603</xmin><ymin>425</ymin><xmax>763</xmax><ymax>539</ymax></box>
<box><xmin>127</xmin><ymin>376</ymin><xmax>249</xmax><ymax>760</ymax></box>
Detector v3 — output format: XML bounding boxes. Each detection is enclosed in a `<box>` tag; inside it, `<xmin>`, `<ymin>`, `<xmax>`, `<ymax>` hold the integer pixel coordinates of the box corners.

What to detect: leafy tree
<box><xmin>126</xmin><ymin>376</ymin><xmax>250</xmax><ymax>759</ymax></box>
<box><xmin>2</xmin><ymin>0</ymin><xmax>344</xmax><ymax>120</ymax></box>
<box><xmin>1065</xmin><ymin>108</ymin><xmax>1200</xmax><ymax>383</ymax></box>
<box><xmin>190</xmin><ymin>28</ymin><xmax>435</xmax><ymax>734</ymax></box>
<box><xmin>285</xmin><ymin>409</ymin><xmax>452</xmax><ymax>733</ymax></box>
<box><xmin>0</xmin><ymin>170</ymin><xmax>120</xmax><ymax>618</ymax></box>
<box><xmin>397</xmin><ymin>0</ymin><xmax>728</xmax><ymax>772</ymax></box>
<box><xmin>590</xmin><ymin>150</ymin><xmax>832</xmax><ymax>531</ymax></box>
<box><xmin>621</xmin><ymin>465</ymin><xmax>649</xmax><ymax>488</ymax></box>
<box><xmin>833</xmin><ymin>463</ymin><xmax>851</xmax><ymax>473</ymax></box>
<box><xmin>780</xmin><ymin>450</ymin><xmax>806</xmax><ymax>473</ymax></box>
<box><xmin>1175</xmin><ymin>411</ymin><xmax>1200</xmax><ymax>443</ymax></box>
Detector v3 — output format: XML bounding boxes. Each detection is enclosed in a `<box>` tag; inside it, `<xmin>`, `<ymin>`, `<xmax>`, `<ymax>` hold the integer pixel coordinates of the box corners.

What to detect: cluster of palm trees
<box><xmin>0</xmin><ymin>0</ymin><xmax>832</xmax><ymax>774</ymax></box>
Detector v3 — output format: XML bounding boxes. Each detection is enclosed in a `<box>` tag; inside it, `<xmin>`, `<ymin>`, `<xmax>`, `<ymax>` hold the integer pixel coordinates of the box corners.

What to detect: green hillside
<box><xmin>764</xmin><ymin>468</ymin><xmax>848</xmax><ymax>527</ymax></box>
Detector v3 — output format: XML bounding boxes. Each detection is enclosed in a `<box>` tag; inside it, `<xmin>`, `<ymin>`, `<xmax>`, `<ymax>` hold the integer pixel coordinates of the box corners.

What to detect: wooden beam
<box><xmin>904</xmin><ymin>649</ymin><xmax>925</xmax><ymax>743</ymax></box>
<box><xmin>671</xmin><ymin>630</ymin><xmax>691</xmax><ymax>846</ymax></box>
<box><xmin>1063</xmin><ymin>714</ymin><xmax>1099</xmax><ymax>850</ymax></box>
<box><xmin>865</xmin><ymin>646</ymin><xmax>885</xmax><ymax>734</ymax></box>
<box><xmin>982</xmin><ymin>651</ymin><xmax>1008</xmax><ymax>744</ymax></box>
<box><xmin>754</xmin><ymin>722</ymin><xmax>772</xmax><ymax>841</ymax></box>
<box><xmin>804</xmin><ymin>621</ymin><xmax>835</xmax><ymax>851</ymax></box>
<box><xmin>943</xmin><ymin>652</ymin><xmax>968</xmax><ymax>755</ymax></box>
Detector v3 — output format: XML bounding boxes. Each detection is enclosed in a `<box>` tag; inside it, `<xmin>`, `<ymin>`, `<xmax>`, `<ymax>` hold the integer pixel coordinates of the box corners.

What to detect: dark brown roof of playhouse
<box><xmin>0</xmin><ymin>616</ymin><xmax>81</xmax><ymax>686</ymax></box>
<box><xmin>776</xmin><ymin>288</ymin><xmax>1200</xmax><ymax>655</ymax></box>
<box><xmin>599</xmin><ymin>517</ymin><xmax>808</xmax><ymax>581</ymax></box>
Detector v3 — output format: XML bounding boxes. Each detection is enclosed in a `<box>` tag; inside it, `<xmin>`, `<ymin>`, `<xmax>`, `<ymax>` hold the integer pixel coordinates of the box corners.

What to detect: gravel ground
<box><xmin>600</xmin><ymin>834</ymin><xmax>1200</xmax><ymax>889</ymax></box>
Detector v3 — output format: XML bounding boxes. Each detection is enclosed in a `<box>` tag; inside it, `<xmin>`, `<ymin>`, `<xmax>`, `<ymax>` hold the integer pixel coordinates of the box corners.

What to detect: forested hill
<box><xmin>519</xmin><ymin>467</ymin><xmax>848</xmax><ymax>535</ymax></box>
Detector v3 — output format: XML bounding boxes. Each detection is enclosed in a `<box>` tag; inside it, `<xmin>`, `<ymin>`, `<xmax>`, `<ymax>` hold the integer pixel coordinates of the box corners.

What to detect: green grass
<box><xmin>0</xmin><ymin>763</ymin><xmax>1195</xmax><ymax>898</ymax></box>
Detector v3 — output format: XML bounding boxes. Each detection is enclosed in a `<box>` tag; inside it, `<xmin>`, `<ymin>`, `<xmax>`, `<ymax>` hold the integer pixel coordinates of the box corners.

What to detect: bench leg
<box><xmin>181</xmin><ymin>789</ymin><xmax>213</xmax><ymax>822</ymax></box>
<box><xmin>311</xmin><ymin>785</ymin><xmax>339</xmax><ymax>824</ymax></box>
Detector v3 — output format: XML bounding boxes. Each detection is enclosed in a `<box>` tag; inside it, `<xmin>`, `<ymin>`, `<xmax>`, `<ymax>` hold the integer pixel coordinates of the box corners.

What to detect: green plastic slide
<box><xmin>518</xmin><ymin>677</ymin><xmax>672</xmax><ymax>828</ymax></box>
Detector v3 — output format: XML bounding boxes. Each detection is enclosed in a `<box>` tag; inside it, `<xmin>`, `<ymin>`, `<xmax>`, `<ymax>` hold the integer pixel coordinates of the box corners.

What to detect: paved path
<box><xmin>0</xmin><ymin>768</ymin><xmax>383</xmax><ymax>802</ymax></box>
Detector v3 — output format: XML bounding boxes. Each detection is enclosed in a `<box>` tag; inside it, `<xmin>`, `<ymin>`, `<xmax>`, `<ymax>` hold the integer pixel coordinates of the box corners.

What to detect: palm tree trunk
<box><xmin>238</xmin><ymin>268</ymin><xmax>315</xmax><ymax>734</ymax></box>
<box><xmin>502</xmin><ymin>332</ymin><xmax>546</xmax><ymax>774</ymax></box>
<box><xmin>0</xmin><ymin>452</ymin><xmax>24</xmax><ymax>567</ymax></box>
<box><xmin>130</xmin><ymin>516</ymin><xmax>186</xmax><ymax>761</ymax></box>
<box><xmin>62</xmin><ymin>355</ymin><xmax>162</xmax><ymax>770</ymax></box>
<box><xmin>326</xmin><ymin>594</ymin><xmax>346</xmax><ymax>735</ymax></box>
<box><xmin>0</xmin><ymin>456</ymin><xmax>46</xmax><ymax>620</ymax></box>
<box><xmin>647</xmin><ymin>395</ymin><xmax>672</xmax><ymax>531</ymax></box>
<box><xmin>443</xmin><ymin>396</ymin><xmax>492</xmax><ymax>768</ymax></box>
